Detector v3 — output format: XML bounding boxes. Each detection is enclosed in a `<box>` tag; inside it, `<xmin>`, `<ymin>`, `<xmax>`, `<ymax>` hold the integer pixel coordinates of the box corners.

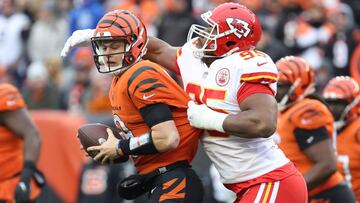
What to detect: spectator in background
<box><xmin>288</xmin><ymin>2</ymin><xmax>336</xmax><ymax>70</ymax></box>
<box><xmin>0</xmin><ymin>0</ymin><xmax>31</xmax><ymax>87</ymax></box>
<box><xmin>77</xmin><ymin>160</ymin><xmax>125</xmax><ymax>203</ymax></box>
<box><xmin>85</xmin><ymin>73</ymin><xmax>111</xmax><ymax>114</ymax></box>
<box><xmin>112</xmin><ymin>0</ymin><xmax>159</xmax><ymax>36</ymax></box>
<box><xmin>61</xmin><ymin>48</ymin><xmax>94</xmax><ymax>112</ymax></box>
<box><xmin>325</xmin><ymin>3</ymin><xmax>356</xmax><ymax>77</ymax></box>
<box><xmin>22</xmin><ymin>61</ymin><xmax>59</xmax><ymax>109</ymax></box>
<box><xmin>83</xmin><ymin>72</ymin><xmax>113</xmax><ymax>125</ymax></box>
<box><xmin>256</xmin><ymin>26</ymin><xmax>289</xmax><ymax>62</ymax></box>
<box><xmin>69</xmin><ymin>0</ymin><xmax>104</xmax><ymax>34</ymax></box>
<box><xmin>157</xmin><ymin>0</ymin><xmax>198</xmax><ymax>46</ymax></box>
<box><xmin>27</xmin><ymin>0</ymin><xmax>68</xmax><ymax>63</ymax></box>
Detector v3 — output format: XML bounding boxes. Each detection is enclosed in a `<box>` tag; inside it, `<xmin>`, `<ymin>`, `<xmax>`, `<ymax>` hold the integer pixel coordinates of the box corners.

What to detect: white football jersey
<box><xmin>176</xmin><ymin>40</ymin><xmax>289</xmax><ymax>184</ymax></box>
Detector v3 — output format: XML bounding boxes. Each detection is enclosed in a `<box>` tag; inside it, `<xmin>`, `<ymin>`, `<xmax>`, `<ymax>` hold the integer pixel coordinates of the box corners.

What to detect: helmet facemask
<box><xmin>187</xmin><ymin>11</ymin><xmax>242</xmax><ymax>58</ymax></box>
<box><xmin>187</xmin><ymin>12</ymin><xmax>219</xmax><ymax>58</ymax></box>
<box><xmin>323</xmin><ymin>76</ymin><xmax>360</xmax><ymax>129</ymax></box>
<box><xmin>277</xmin><ymin>78</ymin><xmax>315</xmax><ymax>111</ymax></box>
<box><xmin>91</xmin><ymin>36</ymin><xmax>133</xmax><ymax>75</ymax></box>
<box><xmin>325</xmin><ymin>96</ymin><xmax>360</xmax><ymax>129</ymax></box>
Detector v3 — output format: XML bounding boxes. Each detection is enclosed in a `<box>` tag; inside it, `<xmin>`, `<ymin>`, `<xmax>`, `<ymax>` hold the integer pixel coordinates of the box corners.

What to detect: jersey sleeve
<box><xmin>237</xmin><ymin>50</ymin><xmax>278</xmax><ymax>96</ymax></box>
<box><xmin>0</xmin><ymin>83</ymin><xmax>25</xmax><ymax>112</ymax></box>
<box><xmin>173</xmin><ymin>48</ymin><xmax>182</xmax><ymax>76</ymax></box>
<box><xmin>289</xmin><ymin>99</ymin><xmax>333</xmax><ymax>130</ymax></box>
<box><xmin>237</xmin><ymin>82</ymin><xmax>275</xmax><ymax>104</ymax></box>
<box><xmin>127</xmin><ymin>64</ymin><xmax>189</xmax><ymax>110</ymax></box>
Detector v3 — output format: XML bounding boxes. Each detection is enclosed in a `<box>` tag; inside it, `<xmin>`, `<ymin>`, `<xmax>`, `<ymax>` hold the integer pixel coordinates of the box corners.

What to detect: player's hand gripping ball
<box><xmin>77</xmin><ymin>123</ymin><xmax>129</xmax><ymax>164</ymax></box>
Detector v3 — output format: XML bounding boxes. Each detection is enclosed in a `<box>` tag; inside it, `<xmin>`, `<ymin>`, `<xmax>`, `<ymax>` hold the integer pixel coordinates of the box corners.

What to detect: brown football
<box><xmin>77</xmin><ymin>123</ymin><xmax>129</xmax><ymax>164</ymax></box>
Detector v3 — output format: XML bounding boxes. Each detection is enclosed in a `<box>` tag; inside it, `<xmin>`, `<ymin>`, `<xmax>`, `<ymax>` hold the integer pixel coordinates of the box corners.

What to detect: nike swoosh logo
<box><xmin>143</xmin><ymin>93</ymin><xmax>156</xmax><ymax>100</ymax></box>
<box><xmin>6</xmin><ymin>100</ymin><xmax>15</xmax><ymax>106</ymax></box>
<box><xmin>306</xmin><ymin>136</ymin><xmax>314</xmax><ymax>143</ymax></box>
<box><xmin>257</xmin><ymin>61</ymin><xmax>268</xmax><ymax>66</ymax></box>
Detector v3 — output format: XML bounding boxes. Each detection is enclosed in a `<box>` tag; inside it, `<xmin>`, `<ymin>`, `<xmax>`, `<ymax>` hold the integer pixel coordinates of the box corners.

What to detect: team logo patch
<box><xmin>226</xmin><ymin>18</ymin><xmax>251</xmax><ymax>39</ymax></box>
<box><xmin>216</xmin><ymin>68</ymin><xmax>230</xmax><ymax>86</ymax></box>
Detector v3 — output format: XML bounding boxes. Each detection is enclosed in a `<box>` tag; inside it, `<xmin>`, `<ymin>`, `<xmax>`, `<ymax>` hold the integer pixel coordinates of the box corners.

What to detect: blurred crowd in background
<box><xmin>1</xmin><ymin>0</ymin><xmax>360</xmax><ymax>202</ymax></box>
<box><xmin>1</xmin><ymin>0</ymin><xmax>360</xmax><ymax>115</ymax></box>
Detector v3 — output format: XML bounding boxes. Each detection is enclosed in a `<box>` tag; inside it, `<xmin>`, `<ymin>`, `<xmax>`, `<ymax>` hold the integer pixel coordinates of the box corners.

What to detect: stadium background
<box><xmin>0</xmin><ymin>0</ymin><xmax>359</xmax><ymax>202</ymax></box>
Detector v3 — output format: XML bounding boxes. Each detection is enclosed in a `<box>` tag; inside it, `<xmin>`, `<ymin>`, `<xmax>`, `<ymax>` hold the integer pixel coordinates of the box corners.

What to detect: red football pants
<box><xmin>234</xmin><ymin>173</ymin><xmax>308</xmax><ymax>203</ymax></box>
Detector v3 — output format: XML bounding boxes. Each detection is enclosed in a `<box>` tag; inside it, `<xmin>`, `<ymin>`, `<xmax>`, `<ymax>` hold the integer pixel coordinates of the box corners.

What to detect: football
<box><xmin>77</xmin><ymin>123</ymin><xmax>129</xmax><ymax>164</ymax></box>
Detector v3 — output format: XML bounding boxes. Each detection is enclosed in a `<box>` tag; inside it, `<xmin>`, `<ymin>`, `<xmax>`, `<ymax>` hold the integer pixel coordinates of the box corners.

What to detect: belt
<box><xmin>146</xmin><ymin>160</ymin><xmax>190</xmax><ymax>179</ymax></box>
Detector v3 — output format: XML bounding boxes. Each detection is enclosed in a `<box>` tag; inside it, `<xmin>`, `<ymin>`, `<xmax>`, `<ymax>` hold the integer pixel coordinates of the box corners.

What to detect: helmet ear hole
<box><xmin>226</xmin><ymin>41</ymin><xmax>236</xmax><ymax>47</ymax></box>
<box><xmin>130</xmin><ymin>34</ymin><xmax>137</xmax><ymax>42</ymax></box>
<box><xmin>128</xmin><ymin>55</ymin><xmax>134</xmax><ymax>62</ymax></box>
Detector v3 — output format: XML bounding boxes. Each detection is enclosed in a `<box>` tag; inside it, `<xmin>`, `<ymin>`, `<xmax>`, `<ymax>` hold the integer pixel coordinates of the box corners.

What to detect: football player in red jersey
<box><xmin>65</xmin><ymin>10</ymin><xmax>204</xmax><ymax>202</ymax></box>
<box><xmin>276</xmin><ymin>56</ymin><xmax>356</xmax><ymax>203</ymax></box>
<box><xmin>61</xmin><ymin>3</ymin><xmax>307</xmax><ymax>203</ymax></box>
<box><xmin>0</xmin><ymin>83</ymin><xmax>44</xmax><ymax>203</ymax></box>
<box><xmin>323</xmin><ymin>76</ymin><xmax>360</xmax><ymax>201</ymax></box>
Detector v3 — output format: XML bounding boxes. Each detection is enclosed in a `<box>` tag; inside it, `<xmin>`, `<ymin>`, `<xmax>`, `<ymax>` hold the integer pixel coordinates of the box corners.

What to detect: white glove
<box><xmin>187</xmin><ymin>101</ymin><xmax>228</xmax><ymax>133</ymax></box>
<box><xmin>61</xmin><ymin>29</ymin><xmax>95</xmax><ymax>58</ymax></box>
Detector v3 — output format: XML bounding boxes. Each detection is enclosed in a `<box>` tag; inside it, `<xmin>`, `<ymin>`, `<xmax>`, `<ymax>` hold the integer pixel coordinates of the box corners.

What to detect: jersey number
<box><xmin>185</xmin><ymin>83</ymin><xmax>228</xmax><ymax>137</ymax></box>
<box><xmin>185</xmin><ymin>83</ymin><xmax>226</xmax><ymax>106</ymax></box>
<box><xmin>113</xmin><ymin>114</ymin><xmax>134</xmax><ymax>139</ymax></box>
<box><xmin>239</xmin><ymin>50</ymin><xmax>266</xmax><ymax>60</ymax></box>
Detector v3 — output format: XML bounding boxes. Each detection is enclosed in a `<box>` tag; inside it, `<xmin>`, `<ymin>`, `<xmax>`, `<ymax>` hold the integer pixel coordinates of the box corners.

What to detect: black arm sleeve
<box><xmin>139</xmin><ymin>103</ymin><xmax>173</xmax><ymax>128</ymax></box>
<box><xmin>294</xmin><ymin>127</ymin><xmax>330</xmax><ymax>150</ymax></box>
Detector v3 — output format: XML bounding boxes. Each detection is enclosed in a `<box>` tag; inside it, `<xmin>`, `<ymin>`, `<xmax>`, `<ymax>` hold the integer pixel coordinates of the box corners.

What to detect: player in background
<box><xmin>323</xmin><ymin>76</ymin><xmax>360</xmax><ymax>201</ymax></box>
<box><xmin>71</xmin><ymin>10</ymin><xmax>204</xmax><ymax>203</ymax></box>
<box><xmin>60</xmin><ymin>3</ymin><xmax>307</xmax><ymax>202</ymax></box>
<box><xmin>0</xmin><ymin>83</ymin><xmax>44</xmax><ymax>203</ymax></box>
<box><xmin>275</xmin><ymin>56</ymin><xmax>356</xmax><ymax>203</ymax></box>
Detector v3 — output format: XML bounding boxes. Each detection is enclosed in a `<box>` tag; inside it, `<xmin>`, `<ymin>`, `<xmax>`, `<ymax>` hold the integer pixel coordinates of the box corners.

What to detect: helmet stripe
<box><xmin>330</xmin><ymin>83</ymin><xmax>349</xmax><ymax>98</ymax></box>
<box><xmin>125</xmin><ymin>13</ymin><xmax>140</xmax><ymax>33</ymax></box>
<box><xmin>99</xmin><ymin>19</ymin><xmax>126</xmax><ymax>34</ymax></box>
<box><xmin>288</xmin><ymin>59</ymin><xmax>302</xmax><ymax>84</ymax></box>
<box><xmin>278</xmin><ymin>68</ymin><xmax>292</xmax><ymax>82</ymax></box>
<box><xmin>116</xmin><ymin>16</ymin><xmax>134</xmax><ymax>34</ymax></box>
<box><xmin>282</xmin><ymin>62</ymin><xmax>296</xmax><ymax>82</ymax></box>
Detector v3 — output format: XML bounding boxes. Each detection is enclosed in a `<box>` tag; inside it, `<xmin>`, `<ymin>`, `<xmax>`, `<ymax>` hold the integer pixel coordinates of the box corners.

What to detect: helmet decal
<box><xmin>226</xmin><ymin>18</ymin><xmax>251</xmax><ymax>39</ymax></box>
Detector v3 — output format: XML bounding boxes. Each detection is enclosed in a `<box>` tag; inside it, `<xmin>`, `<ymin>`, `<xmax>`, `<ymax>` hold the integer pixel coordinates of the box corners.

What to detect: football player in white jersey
<box><xmin>60</xmin><ymin>3</ymin><xmax>307</xmax><ymax>202</ymax></box>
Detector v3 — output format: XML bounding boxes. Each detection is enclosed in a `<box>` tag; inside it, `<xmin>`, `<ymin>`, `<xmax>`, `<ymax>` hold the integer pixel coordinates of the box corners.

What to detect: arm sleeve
<box><xmin>294</xmin><ymin>127</ymin><xmax>330</xmax><ymax>150</ymax></box>
<box><xmin>139</xmin><ymin>103</ymin><xmax>173</xmax><ymax>128</ymax></box>
<box><xmin>237</xmin><ymin>82</ymin><xmax>275</xmax><ymax>104</ymax></box>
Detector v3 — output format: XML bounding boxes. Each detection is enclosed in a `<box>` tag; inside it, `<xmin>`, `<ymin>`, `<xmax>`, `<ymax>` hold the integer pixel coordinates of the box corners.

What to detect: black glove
<box><xmin>14</xmin><ymin>161</ymin><xmax>36</xmax><ymax>203</ymax></box>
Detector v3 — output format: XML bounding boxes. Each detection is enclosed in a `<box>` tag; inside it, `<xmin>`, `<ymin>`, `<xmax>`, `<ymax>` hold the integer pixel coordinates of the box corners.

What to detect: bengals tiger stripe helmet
<box><xmin>323</xmin><ymin>76</ymin><xmax>360</xmax><ymax>125</ymax></box>
<box><xmin>91</xmin><ymin>10</ymin><xmax>148</xmax><ymax>74</ymax></box>
<box><xmin>275</xmin><ymin>56</ymin><xmax>315</xmax><ymax>107</ymax></box>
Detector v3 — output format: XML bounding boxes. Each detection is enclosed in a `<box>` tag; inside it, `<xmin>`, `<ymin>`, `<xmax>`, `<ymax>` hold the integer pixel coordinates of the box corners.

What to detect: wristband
<box><xmin>117</xmin><ymin>132</ymin><xmax>158</xmax><ymax>155</ymax></box>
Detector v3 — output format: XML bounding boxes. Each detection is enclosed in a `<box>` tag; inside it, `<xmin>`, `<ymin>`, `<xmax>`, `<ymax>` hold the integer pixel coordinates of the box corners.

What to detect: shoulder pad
<box><xmin>0</xmin><ymin>83</ymin><xmax>25</xmax><ymax>111</ymax></box>
<box><xmin>289</xmin><ymin>99</ymin><xmax>333</xmax><ymax>130</ymax></box>
<box><xmin>232</xmin><ymin>50</ymin><xmax>278</xmax><ymax>84</ymax></box>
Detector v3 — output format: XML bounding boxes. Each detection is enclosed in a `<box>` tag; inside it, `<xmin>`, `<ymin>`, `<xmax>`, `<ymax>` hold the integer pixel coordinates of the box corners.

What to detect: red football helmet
<box><xmin>323</xmin><ymin>76</ymin><xmax>360</xmax><ymax>124</ymax></box>
<box><xmin>275</xmin><ymin>56</ymin><xmax>315</xmax><ymax>106</ymax></box>
<box><xmin>91</xmin><ymin>10</ymin><xmax>148</xmax><ymax>74</ymax></box>
<box><xmin>187</xmin><ymin>3</ymin><xmax>262</xmax><ymax>57</ymax></box>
